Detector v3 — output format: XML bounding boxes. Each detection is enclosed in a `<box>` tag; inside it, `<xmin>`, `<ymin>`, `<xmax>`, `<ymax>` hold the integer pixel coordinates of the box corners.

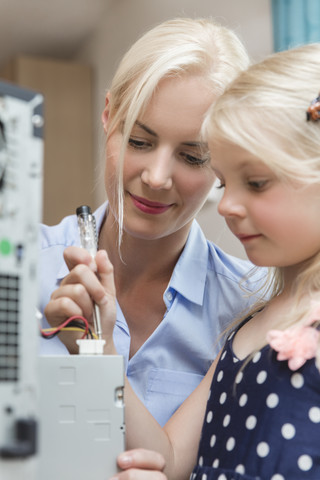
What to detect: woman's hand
<box><xmin>43</xmin><ymin>246</ymin><xmax>117</xmax><ymax>354</ymax></box>
<box><xmin>110</xmin><ymin>449</ymin><xmax>167</xmax><ymax>480</ymax></box>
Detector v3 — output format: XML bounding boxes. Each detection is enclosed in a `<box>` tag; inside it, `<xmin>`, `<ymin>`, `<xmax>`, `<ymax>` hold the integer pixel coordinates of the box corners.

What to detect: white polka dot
<box><xmin>206</xmin><ymin>411</ymin><xmax>213</xmax><ymax>423</ymax></box>
<box><xmin>223</xmin><ymin>414</ymin><xmax>231</xmax><ymax>427</ymax></box>
<box><xmin>235</xmin><ymin>464</ymin><xmax>245</xmax><ymax>474</ymax></box>
<box><xmin>281</xmin><ymin>423</ymin><xmax>296</xmax><ymax>439</ymax></box>
<box><xmin>257</xmin><ymin>441</ymin><xmax>270</xmax><ymax>457</ymax></box>
<box><xmin>271</xmin><ymin>475</ymin><xmax>285</xmax><ymax>480</ymax></box>
<box><xmin>228</xmin><ymin>331</ymin><xmax>235</xmax><ymax>340</ymax></box>
<box><xmin>221</xmin><ymin>350</ymin><xmax>227</xmax><ymax>361</ymax></box>
<box><xmin>298</xmin><ymin>454</ymin><xmax>313</xmax><ymax>471</ymax></box>
<box><xmin>235</xmin><ymin>371</ymin><xmax>243</xmax><ymax>384</ymax></box>
<box><xmin>219</xmin><ymin>392</ymin><xmax>227</xmax><ymax>404</ymax></box>
<box><xmin>201</xmin><ymin>474</ymin><xmax>207</xmax><ymax>480</ymax></box>
<box><xmin>208</xmin><ymin>389</ymin><xmax>211</xmax><ymax>401</ymax></box>
<box><xmin>309</xmin><ymin>406</ymin><xmax>320</xmax><ymax>423</ymax></box>
<box><xmin>233</xmin><ymin>356</ymin><xmax>239</xmax><ymax>363</ymax></box>
<box><xmin>239</xmin><ymin>393</ymin><xmax>248</xmax><ymax>407</ymax></box>
<box><xmin>291</xmin><ymin>372</ymin><xmax>304</xmax><ymax>389</ymax></box>
<box><xmin>212</xmin><ymin>458</ymin><xmax>219</xmax><ymax>468</ymax></box>
<box><xmin>217</xmin><ymin>475</ymin><xmax>227</xmax><ymax>480</ymax></box>
<box><xmin>198</xmin><ymin>456</ymin><xmax>203</xmax><ymax>466</ymax></box>
<box><xmin>217</xmin><ymin>370</ymin><xmax>224</xmax><ymax>382</ymax></box>
<box><xmin>266</xmin><ymin>393</ymin><xmax>279</xmax><ymax>408</ymax></box>
<box><xmin>256</xmin><ymin>370</ymin><xmax>267</xmax><ymax>384</ymax></box>
<box><xmin>226</xmin><ymin>437</ymin><xmax>236</xmax><ymax>451</ymax></box>
<box><xmin>210</xmin><ymin>435</ymin><xmax>216</xmax><ymax>447</ymax></box>
<box><xmin>252</xmin><ymin>351</ymin><xmax>261</xmax><ymax>363</ymax></box>
<box><xmin>246</xmin><ymin>415</ymin><xmax>257</xmax><ymax>430</ymax></box>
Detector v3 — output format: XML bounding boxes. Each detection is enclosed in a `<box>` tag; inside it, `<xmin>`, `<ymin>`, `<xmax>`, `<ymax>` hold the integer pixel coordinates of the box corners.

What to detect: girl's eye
<box><xmin>128</xmin><ymin>137</ymin><xmax>152</xmax><ymax>150</ymax></box>
<box><xmin>180</xmin><ymin>151</ymin><xmax>210</xmax><ymax>167</ymax></box>
<box><xmin>215</xmin><ymin>181</ymin><xmax>225</xmax><ymax>189</ymax></box>
<box><xmin>248</xmin><ymin>180</ymin><xmax>268</xmax><ymax>190</ymax></box>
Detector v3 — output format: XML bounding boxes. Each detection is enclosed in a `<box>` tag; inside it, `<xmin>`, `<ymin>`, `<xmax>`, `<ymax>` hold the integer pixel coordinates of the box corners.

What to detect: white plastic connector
<box><xmin>76</xmin><ymin>339</ymin><xmax>106</xmax><ymax>355</ymax></box>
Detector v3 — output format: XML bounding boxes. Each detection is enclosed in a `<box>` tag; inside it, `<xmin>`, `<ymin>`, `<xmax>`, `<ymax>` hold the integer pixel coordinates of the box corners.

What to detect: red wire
<box><xmin>40</xmin><ymin>315</ymin><xmax>90</xmax><ymax>339</ymax></box>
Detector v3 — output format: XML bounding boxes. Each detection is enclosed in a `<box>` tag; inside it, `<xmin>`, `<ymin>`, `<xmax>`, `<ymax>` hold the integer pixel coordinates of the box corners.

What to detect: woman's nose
<box><xmin>141</xmin><ymin>149</ymin><xmax>173</xmax><ymax>190</ymax></box>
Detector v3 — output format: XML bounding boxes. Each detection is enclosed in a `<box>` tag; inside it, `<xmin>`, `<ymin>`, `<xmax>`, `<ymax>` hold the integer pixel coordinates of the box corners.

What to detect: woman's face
<box><xmin>102</xmin><ymin>75</ymin><xmax>215</xmax><ymax>242</ymax></box>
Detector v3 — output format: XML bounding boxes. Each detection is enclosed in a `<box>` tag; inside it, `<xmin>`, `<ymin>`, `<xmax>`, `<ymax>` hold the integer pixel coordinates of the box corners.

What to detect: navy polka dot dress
<box><xmin>191</xmin><ymin>322</ymin><xmax>320</xmax><ymax>480</ymax></box>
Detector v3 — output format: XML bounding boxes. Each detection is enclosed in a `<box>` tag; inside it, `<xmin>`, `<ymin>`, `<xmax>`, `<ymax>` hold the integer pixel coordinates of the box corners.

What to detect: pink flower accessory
<box><xmin>266</xmin><ymin>302</ymin><xmax>320</xmax><ymax>371</ymax></box>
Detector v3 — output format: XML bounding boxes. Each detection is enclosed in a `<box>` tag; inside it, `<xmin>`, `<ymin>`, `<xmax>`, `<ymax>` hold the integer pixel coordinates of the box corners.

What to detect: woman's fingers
<box><xmin>61</xmin><ymin>263</ymin><xmax>106</xmax><ymax>307</ymax></box>
<box><xmin>63</xmin><ymin>246</ymin><xmax>97</xmax><ymax>272</ymax></box>
<box><xmin>95</xmin><ymin>250</ymin><xmax>116</xmax><ymax>297</ymax></box>
<box><xmin>94</xmin><ymin>250</ymin><xmax>117</xmax><ymax>349</ymax></box>
<box><xmin>62</xmin><ymin>248</ymin><xmax>115</xmax><ymax>309</ymax></box>
<box><xmin>43</xmin><ymin>247</ymin><xmax>118</xmax><ymax>353</ymax></box>
<box><xmin>44</xmin><ymin>284</ymin><xmax>92</xmax><ymax>326</ymax></box>
<box><xmin>43</xmin><ymin>287</ymin><xmax>91</xmax><ymax>354</ymax></box>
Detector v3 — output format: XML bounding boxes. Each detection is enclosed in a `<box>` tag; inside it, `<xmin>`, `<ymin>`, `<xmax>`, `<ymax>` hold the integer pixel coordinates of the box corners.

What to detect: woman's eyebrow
<box><xmin>135</xmin><ymin>121</ymin><xmax>208</xmax><ymax>149</ymax></box>
<box><xmin>135</xmin><ymin>121</ymin><xmax>157</xmax><ymax>137</ymax></box>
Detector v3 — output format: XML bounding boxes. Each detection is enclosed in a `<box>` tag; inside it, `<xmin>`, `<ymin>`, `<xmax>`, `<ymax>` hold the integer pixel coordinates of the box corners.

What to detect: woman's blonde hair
<box><xmin>206</xmin><ymin>43</ymin><xmax>320</xmax><ymax>335</ymax></box>
<box><xmin>105</xmin><ymin>17</ymin><xmax>250</xmax><ymax>246</ymax></box>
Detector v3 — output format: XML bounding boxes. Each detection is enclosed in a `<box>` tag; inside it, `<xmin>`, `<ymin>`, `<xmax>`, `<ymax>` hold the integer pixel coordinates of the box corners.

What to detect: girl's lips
<box><xmin>129</xmin><ymin>193</ymin><xmax>173</xmax><ymax>215</ymax></box>
<box><xmin>236</xmin><ymin>233</ymin><xmax>262</xmax><ymax>243</ymax></box>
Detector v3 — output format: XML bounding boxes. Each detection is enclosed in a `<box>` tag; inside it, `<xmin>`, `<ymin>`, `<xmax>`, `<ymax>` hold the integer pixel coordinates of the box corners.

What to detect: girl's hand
<box><xmin>110</xmin><ymin>449</ymin><xmax>167</xmax><ymax>479</ymax></box>
<box><xmin>43</xmin><ymin>246</ymin><xmax>117</xmax><ymax>354</ymax></box>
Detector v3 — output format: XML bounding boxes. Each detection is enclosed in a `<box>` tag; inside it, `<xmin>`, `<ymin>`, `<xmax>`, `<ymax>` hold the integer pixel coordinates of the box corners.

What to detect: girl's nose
<box><xmin>141</xmin><ymin>149</ymin><xmax>173</xmax><ymax>190</ymax></box>
<box><xmin>218</xmin><ymin>189</ymin><xmax>246</xmax><ymax>218</ymax></box>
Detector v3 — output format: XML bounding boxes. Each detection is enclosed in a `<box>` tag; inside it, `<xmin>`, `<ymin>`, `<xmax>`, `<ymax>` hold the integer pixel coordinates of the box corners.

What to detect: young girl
<box><xmin>108</xmin><ymin>43</ymin><xmax>320</xmax><ymax>479</ymax></box>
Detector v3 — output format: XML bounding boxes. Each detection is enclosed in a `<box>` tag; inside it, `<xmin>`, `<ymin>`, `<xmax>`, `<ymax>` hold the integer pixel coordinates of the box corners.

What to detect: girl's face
<box><xmin>102</xmin><ymin>75</ymin><xmax>215</xmax><ymax>242</ymax></box>
<box><xmin>210</xmin><ymin>139</ymin><xmax>320</xmax><ymax>271</ymax></box>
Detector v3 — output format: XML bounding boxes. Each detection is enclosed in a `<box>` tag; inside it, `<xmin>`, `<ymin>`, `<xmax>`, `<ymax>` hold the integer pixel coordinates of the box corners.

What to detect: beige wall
<box><xmin>76</xmin><ymin>0</ymin><xmax>273</xmax><ymax>259</ymax></box>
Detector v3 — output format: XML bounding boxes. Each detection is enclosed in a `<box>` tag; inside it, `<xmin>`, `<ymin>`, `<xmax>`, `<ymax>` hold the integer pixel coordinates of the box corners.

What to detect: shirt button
<box><xmin>166</xmin><ymin>291</ymin><xmax>173</xmax><ymax>302</ymax></box>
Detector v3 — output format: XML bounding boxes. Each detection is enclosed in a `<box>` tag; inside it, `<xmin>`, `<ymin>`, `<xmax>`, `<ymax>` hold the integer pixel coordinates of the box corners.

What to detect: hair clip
<box><xmin>306</xmin><ymin>93</ymin><xmax>320</xmax><ymax>121</ymax></box>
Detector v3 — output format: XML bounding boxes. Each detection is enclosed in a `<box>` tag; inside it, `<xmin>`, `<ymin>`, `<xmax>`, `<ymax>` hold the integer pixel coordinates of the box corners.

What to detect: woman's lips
<box><xmin>129</xmin><ymin>193</ymin><xmax>173</xmax><ymax>215</ymax></box>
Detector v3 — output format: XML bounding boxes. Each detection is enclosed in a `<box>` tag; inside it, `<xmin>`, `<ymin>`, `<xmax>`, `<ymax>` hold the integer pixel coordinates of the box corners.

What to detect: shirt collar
<box><xmin>167</xmin><ymin>220</ymin><xmax>209</xmax><ymax>306</ymax></box>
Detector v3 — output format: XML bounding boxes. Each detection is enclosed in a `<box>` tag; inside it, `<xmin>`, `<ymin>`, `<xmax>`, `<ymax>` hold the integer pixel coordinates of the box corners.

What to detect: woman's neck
<box><xmin>98</xmin><ymin>210</ymin><xmax>191</xmax><ymax>289</ymax></box>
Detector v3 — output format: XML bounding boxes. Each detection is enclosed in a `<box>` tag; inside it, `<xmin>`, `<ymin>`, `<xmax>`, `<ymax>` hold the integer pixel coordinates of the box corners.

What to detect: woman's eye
<box><xmin>180</xmin><ymin>151</ymin><xmax>210</xmax><ymax>167</ymax></box>
<box><xmin>128</xmin><ymin>137</ymin><xmax>151</xmax><ymax>150</ymax></box>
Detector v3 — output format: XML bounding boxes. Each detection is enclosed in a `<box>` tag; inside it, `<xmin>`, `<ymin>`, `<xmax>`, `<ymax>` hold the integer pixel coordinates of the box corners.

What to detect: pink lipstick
<box><xmin>129</xmin><ymin>193</ymin><xmax>173</xmax><ymax>215</ymax></box>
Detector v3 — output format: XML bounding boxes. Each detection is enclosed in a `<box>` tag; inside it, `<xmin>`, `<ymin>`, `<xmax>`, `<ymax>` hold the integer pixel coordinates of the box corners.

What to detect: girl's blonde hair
<box><xmin>206</xmin><ymin>43</ymin><xmax>320</xmax><ymax>334</ymax></box>
<box><xmin>105</xmin><ymin>17</ymin><xmax>250</xmax><ymax>246</ymax></box>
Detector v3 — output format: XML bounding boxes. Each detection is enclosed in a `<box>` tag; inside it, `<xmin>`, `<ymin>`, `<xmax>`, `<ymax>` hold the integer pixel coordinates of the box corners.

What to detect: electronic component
<box><xmin>0</xmin><ymin>80</ymin><xmax>125</xmax><ymax>480</ymax></box>
<box><xmin>0</xmin><ymin>80</ymin><xmax>43</xmax><ymax>478</ymax></box>
<box><xmin>38</xmin><ymin>355</ymin><xmax>125</xmax><ymax>479</ymax></box>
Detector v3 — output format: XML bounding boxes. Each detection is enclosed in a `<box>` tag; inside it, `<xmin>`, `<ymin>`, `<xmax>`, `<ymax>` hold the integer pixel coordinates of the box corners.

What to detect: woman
<box><xmin>40</xmin><ymin>17</ymin><xmax>264</xmax><ymax>427</ymax></box>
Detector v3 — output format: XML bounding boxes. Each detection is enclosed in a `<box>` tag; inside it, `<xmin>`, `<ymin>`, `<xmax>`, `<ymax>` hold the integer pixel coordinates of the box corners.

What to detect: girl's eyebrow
<box><xmin>183</xmin><ymin>141</ymin><xmax>209</xmax><ymax>149</ymax></box>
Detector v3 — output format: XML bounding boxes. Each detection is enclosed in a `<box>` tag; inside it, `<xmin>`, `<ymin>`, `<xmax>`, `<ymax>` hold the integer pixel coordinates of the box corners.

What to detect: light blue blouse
<box><xmin>39</xmin><ymin>203</ymin><xmax>265</xmax><ymax>426</ymax></box>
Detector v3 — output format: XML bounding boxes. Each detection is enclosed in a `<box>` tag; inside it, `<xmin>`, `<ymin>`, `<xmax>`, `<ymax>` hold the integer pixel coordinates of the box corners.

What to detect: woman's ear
<box><xmin>101</xmin><ymin>92</ymin><xmax>111</xmax><ymax>132</ymax></box>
